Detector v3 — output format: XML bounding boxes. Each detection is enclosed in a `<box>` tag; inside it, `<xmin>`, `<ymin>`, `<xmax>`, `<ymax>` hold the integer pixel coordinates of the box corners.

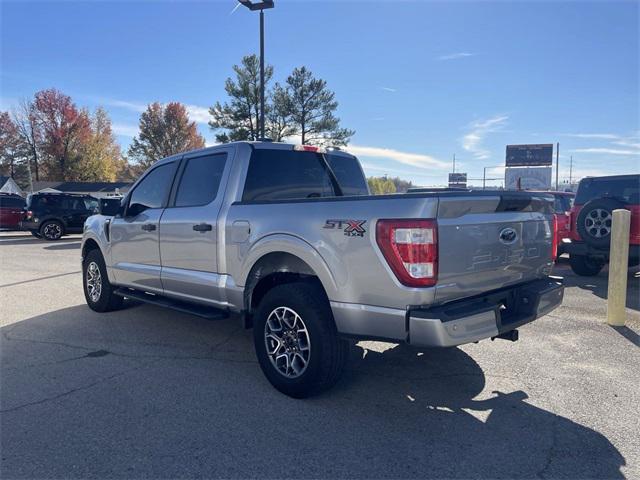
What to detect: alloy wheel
<box><xmin>43</xmin><ymin>223</ymin><xmax>62</xmax><ymax>240</ymax></box>
<box><xmin>86</xmin><ymin>261</ymin><xmax>102</xmax><ymax>303</ymax></box>
<box><xmin>584</xmin><ymin>208</ymin><xmax>612</xmax><ymax>238</ymax></box>
<box><xmin>264</xmin><ymin>306</ymin><xmax>311</xmax><ymax>378</ymax></box>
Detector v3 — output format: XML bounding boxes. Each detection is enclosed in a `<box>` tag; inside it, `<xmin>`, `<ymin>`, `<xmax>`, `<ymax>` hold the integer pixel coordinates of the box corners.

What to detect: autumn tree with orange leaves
<box><xmin>128</xmin><ymin>102</ymin><xmax>205</xmax><ymax>170</ymax></box>
<box><xmin>1</xmin><ymin>88</ymin><xmax>126</xmax><ymax>186</ymax></box>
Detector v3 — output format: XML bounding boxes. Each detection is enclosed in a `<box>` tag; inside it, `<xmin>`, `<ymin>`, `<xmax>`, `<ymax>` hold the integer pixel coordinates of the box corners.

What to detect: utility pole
<box><xmin>569</xmin><ymin>155</ymin><xmax>573</xmax><ymax>188</ymax></box>
<box><xmin>452</xmin><ymin>153</ymin><xmax>456</xmax><ymax>173</ymax></box>
<box><xmin>555</xmin><ymin>142</ymin><xmax>560</xmax><ymax>191</ymax></box>
<box><xmin>483</xmin><ymin>166</ymin><xmax>487</xmax><ymax>190</ymax></box>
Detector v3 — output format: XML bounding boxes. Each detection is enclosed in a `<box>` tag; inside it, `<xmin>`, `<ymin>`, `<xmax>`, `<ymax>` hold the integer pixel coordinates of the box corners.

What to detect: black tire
<box><xmin>253</xmin><ymin>282</ymin><xmax>349</xmax><ymax>398</ymax></box>
<box><xmin>577</xmin><ymin>198</ymin><xmax>625</xmax><ymax>249</ymax></box>
<box><xmin>39</xmin><ymin>219</ymin><xmax>64</xmax><ymax>241</ymax></box>
<box><xmin>82</xmin><ymin>249</ymin><xmax>123</xmax><ymax>312</ymax></box>
<box><xmin>569</xmin><ymin>254</ymin><xmax>604</xmax><ymax>276</ymax></box>
<box><xmin>30</xmin><ymin>231</ymin><xmax>42</xmax><ymax>238</ymax></box>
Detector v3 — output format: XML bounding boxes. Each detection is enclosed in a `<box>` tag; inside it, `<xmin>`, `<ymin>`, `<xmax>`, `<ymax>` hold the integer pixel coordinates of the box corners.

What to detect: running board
<box><xmin>113</xmin><ymin>288</ymin><xmax>229</xmax><ymax>320</ymax></box>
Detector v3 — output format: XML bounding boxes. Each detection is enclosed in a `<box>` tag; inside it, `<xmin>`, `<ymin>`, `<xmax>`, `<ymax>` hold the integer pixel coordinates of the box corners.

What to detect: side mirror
<box><xmin>100</xmin><ymin>199</ymin><xmax>125</xmax><ymax>217</ymax></box>
<box><xmin>126</xmin><ymin>202</ymin><xmax>147</xmax><ymax>217</ymax></box>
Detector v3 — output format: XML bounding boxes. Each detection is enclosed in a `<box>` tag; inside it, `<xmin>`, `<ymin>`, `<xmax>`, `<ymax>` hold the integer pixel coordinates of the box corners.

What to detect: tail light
<box><xmin>376</xmin><ymin>219</ymin><xmax>437</xmax><ymax>287</ymax></box>
<box><xmin>552</xmin><ymin>214</ymin><xmax>559</xmax><ymax>261</ymax></box>
<box><xmin>294</xmin><ymin>145</ymin><xmax>326</xmax><ymax>153</ymax></box>
<box><xmin>24</xmin><ymin>210</ymin><xmax>33</xmax><ymax>220</ymax></box>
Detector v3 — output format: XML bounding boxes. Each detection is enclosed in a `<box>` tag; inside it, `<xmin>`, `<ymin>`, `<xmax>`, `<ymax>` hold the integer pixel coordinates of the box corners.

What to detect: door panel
<box><xmin>159</xmin><ymin>151</ymin><xmax>231</xmax><ymax>303</ymax></box>
<box><xmin>110</xmin><ymin>209</ymin><xmax>164</xmax><ymax>291</ymax></box>
<box><xmin>109</xmin><ymin>161</ymin><xmax>178</xmax><ymax>291</ymax></box>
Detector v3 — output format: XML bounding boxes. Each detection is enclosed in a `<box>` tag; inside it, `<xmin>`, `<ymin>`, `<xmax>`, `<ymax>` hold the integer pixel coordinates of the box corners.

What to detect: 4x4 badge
<box><xmin>324</xmin><ymin>219</ymin><xmax>367</xmax><ymax>237</ymax></box>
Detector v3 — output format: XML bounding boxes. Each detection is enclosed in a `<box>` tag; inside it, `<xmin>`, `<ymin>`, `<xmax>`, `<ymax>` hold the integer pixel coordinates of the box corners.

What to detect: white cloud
<box><xmin>101</xmin><ymin>99</ymin><xmax>147</xmax><ymax>113</ymax></box>
<box><xmin>437</xmin><ymin>52</ymin><xmax>474</xmax><ymax>61</ymax></box>
<box><xmin>461</xmin><ymin>115</ymin><xmax>509</xmax><ymax>160</ymax></box>
<box><xmin>380</xmin><ymin>87</ymin><xmax>397</xmax><ymax>93</ymax></box>
<box><xmin>561</xmin><ymin>133</ymin><xmax>620</xmax><ymax>140</ymax></box>
<box><xmin>345</xmin><ymin>144</ymin><xmax>449</xmax><ymax>170</ymax></box>
<box><xmin>571</xmin><ymin>147</ymin><xmax>640</xmax><ymax>156</ymax></box>
<box><xmin>102</xmin><ymin>97</ymin><xmax>210</xmax><ymax>125</ymax></box>
<box><xmin>185</xmin><ymin>104</ymin><xmax>211</xmax><ymax>125</ymax></box>
<box><xmin>112</xmin><ymin>123</ymin><xmax>139</xmax><ymax>138</ymax></box>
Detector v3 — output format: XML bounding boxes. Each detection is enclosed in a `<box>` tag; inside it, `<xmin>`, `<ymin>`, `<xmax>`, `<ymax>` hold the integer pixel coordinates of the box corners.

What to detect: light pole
<box><xmin>237</xmin><ymin>1</ymin><xmax>274</xmax><ymax>140</ymax></box>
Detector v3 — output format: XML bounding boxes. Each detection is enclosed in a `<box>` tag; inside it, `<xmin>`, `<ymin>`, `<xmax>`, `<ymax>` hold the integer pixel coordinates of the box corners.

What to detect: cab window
<box><xmin>127</xmin><ymin>162</ymin><xmax>177</xmax><ymax>212</ymax></box>
<box><xmin>174</xmin><ymin>153</ymin><xmax>227</xmax><ymax>207</ymax></box>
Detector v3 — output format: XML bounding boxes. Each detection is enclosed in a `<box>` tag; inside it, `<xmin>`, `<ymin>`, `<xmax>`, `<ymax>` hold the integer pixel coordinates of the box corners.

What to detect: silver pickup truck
<box><xmin>82</xmin><ymin>141</ymin><xmax>564</xmax><ymax>397</ymax></box>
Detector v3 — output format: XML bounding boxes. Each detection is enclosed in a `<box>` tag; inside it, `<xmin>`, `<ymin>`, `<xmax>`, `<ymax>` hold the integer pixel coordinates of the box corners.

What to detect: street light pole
<box><xmin>237</xmin><ymin>1</ymin><xmax>274</xmax><ymax>140</ymax></box>
<box><xmin>259</xmin><ymin>9</ymin><xmax>265</xmax><ymax>139</ymax></box>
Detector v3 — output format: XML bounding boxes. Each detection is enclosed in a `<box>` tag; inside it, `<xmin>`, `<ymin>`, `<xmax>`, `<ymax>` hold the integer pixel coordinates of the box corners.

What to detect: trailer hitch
<box><xmin>491</xmin><ymin>329</ymin><xmax>519</xmax><ymax>342</ymax></box>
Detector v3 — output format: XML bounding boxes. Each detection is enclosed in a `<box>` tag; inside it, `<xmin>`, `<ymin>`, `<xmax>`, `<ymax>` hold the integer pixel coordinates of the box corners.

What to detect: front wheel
<box><xmin>569</xmin><ymin>254</ymin><xmax>604</xmax><ymax>276</ymax></box>
<box><xmin>83</xmin><ymin>249</ymin><xmax>123</xmax><ymax>312</ymax></box>
<box><xmin>253</xmin><ymin>282</ymin><xmax>349</xmax><ymax>398</ymax></box>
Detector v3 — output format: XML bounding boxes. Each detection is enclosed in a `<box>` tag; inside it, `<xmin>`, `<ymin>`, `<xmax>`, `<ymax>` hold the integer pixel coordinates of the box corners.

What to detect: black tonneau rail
<box><xmin>233</xmin><ymin>190</ymin><xmax>554</xmax><ymax>213</ymax></box>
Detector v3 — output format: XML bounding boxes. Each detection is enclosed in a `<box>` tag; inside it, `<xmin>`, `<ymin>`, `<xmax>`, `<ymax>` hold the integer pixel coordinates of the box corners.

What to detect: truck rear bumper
<box><xmin>331</xmin><ymin>278</ymin><xmax>564</xmax><ymax>348</ymax></box>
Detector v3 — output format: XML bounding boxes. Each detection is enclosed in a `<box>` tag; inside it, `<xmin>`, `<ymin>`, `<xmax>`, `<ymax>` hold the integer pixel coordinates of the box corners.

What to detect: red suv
<box><xmin>563</xmin><ymin>174</ymin><xmax>640</xmax><ymax>276</ymax></box>
<box><xmin>0</xmin><ymin>193</ymin><xmax>26</xmax><ymax>230</ymax></box>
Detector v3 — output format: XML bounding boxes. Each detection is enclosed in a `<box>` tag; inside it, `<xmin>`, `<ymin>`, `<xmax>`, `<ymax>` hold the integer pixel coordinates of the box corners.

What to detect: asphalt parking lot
<box><xmin>1</xmin><ymin>231</ymin><xmax>639</xmax><ymax>479</ymax></box>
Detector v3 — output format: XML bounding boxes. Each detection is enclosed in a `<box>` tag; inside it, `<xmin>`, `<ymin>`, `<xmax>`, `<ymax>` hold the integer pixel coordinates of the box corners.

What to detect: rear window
<box><xmin>325</xmin><ymin>154</ymin><xmax>369</xmax><ymax>196</ymax></box>
<box><xmin>0</xmin><ymin>196</ymin><xmax>25</xmax><ymax>208</ymax></box>
<box><xmin>242</xmin><ymin>149</ymin><xmax>335</xmax><ymax>202</ymax></box>
<box><xmin>575</xmin><ymin>176</ymin><xmax>640</xmax><ymax>204</ymax></box>
<box><xmin>553</xmin><ymin>195</ymin><xmax>573</xmax><ymax>213</ymax></box>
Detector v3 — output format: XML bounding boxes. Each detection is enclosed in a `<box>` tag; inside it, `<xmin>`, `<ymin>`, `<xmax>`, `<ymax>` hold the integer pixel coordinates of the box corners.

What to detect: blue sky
<box><xmin>1</xmin><ymin>0</ymin><xmax>639</xmax><ymax>187</ymax></box>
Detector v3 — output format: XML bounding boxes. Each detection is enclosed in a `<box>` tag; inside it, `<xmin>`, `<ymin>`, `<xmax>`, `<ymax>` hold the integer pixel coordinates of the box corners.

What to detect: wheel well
<box><xmin>244</xmin><ymin>252</ymin><xmax>327</xmax><ymax>328</ymax></box>
<box><xmin>82</xmin><ymin>238</ymin><xmax>100</xmax><ymax>261</ymax></box>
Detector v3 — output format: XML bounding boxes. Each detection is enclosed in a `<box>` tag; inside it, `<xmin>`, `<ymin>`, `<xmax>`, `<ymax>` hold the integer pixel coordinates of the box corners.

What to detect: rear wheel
<box><xmin>569</xmin><ymin>254</ymin><xmax>604</xmax><ymax>276</ymax></box>
<box><xmin>83</xmin><ymin>249</ymin><xmax>123</xmax><ymax>312</ymax></box>
<box><xmin>253</xmin><ymin>282</ymin><xmax>349</xmax><ymax>398</ymax></box>
<box><xmin>40</xmin><ymin>220</ymin><xmax>64</xmax><ymax>241</ymax></box>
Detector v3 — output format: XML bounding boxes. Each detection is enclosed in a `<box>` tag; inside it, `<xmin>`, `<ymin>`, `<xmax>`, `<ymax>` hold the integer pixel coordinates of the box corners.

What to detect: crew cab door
<box><xmin>159</xmin><ymin>150</ymin><xmax>231</xmax><ymax>305</ymax></box>
<box><xmin>110</xmin><ymin>161</ymin><xmax>178</xmax><ymax>292</ymax></box>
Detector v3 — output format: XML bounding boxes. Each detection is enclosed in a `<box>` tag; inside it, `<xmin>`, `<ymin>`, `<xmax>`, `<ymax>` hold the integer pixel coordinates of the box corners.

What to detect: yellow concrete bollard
<box><xmin>607</xmin><ymin>209</ymin><xmax>631</xmax><ymax>326</ymax></box>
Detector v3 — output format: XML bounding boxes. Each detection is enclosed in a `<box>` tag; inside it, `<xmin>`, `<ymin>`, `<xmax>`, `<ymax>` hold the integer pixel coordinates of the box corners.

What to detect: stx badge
<box><xmin>324</xmin><ymin>219</ymin><xmax>367</xmax><ymax>237</ymax></box>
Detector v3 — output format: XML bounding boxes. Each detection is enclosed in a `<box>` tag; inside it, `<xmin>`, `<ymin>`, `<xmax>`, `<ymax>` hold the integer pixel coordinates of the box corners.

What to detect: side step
<box><xmin>114</xmin><ymin>288</ymin><xmax>229</xmax><ymax>320</ymax></box>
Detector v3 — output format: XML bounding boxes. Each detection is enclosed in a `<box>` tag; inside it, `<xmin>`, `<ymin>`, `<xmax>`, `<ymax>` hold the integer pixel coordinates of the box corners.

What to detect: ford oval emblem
<box><xmin>499</xmin><ymin>227</ymin><xmax>518</xmax><ymax>245</ymax></box>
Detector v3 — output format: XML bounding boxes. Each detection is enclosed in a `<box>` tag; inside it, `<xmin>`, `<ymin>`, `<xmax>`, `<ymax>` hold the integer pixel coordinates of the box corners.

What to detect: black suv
<box><xmin>22</xmin><ymin>193</ymin><xmax>99</xmax><ymax>240</ymax></box>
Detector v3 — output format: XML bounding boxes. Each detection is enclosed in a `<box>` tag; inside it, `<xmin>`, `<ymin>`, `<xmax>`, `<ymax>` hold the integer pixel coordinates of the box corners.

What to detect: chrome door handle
<box><xmin>193</xmin><ymin>223</ymin><xmax>213</xmax><ymax>232</ymax></box>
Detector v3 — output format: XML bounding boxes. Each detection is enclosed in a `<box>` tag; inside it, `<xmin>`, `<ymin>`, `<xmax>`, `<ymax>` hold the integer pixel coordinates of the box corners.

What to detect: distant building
<box><xmin>0</xmin><ymin>176</ymin><xmax>24</xmax><ymax>196</ymax></box>
<box><xmin>30</xmin><ymin>181</ymin><xmax>133</xmax><ymax>198</ymax></box>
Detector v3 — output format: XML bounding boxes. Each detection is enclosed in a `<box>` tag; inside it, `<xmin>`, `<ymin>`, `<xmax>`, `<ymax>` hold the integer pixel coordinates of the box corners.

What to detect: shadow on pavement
<box><xmin>611</xmin><ymin>325</ymin><xmax>640</xmax><ymax>347</ymax></box>
<box><xmin>0</xmin><ymin>236</ymin><xmax>82</xmax><ymax>247</ymax></box>
<box><xmin>0</xmin><ymin>304</ymin><xmax>626</xmax><ymax>479</ymax></box>
<box><xmin>555</xmin><ymin>261</ymin><xmax>640</xmax><ymax>311</ymax></box>
<box><xmin>44</xmin><ymin>241</ymin><xmax>81</xmax><ymax>251</ymax></box>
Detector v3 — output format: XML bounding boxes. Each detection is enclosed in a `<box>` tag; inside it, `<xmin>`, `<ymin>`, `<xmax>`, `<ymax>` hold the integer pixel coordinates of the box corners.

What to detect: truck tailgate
<box><xmin>435</xmin><ymin>193</ymin><xmax>555</xmax><ymax>303</ymax></box>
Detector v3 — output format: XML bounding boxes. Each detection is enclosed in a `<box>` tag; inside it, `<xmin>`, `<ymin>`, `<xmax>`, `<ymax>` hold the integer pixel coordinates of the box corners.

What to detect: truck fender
<box><xmin>239</xmin><ymin>233</ymin><xmax>339</xmax><ymax>306</ymax></box>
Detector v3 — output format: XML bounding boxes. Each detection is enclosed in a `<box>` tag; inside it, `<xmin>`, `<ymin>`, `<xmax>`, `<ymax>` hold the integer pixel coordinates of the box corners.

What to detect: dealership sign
<box><xmin>448</xmin><ymin>172</ymin><xmax>467</xmax><ymax>187</ymax></box>
<box><xmin>505</xmin><ymin>166</ymin><xmax>552</xmax><ymax>190</ymax></box>
<box><xmin>506</xmin><ymin>144</ymin><xmax>553</xmax><ymax>167</ymax></box>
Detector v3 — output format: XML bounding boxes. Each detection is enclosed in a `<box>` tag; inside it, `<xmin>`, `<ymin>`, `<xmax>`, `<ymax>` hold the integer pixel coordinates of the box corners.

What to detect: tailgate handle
<box><xmin>141</xmin><ymin>224</ymin><xmax>156</xmax><ymax>232</ymax></box>
<box><xmin>193</xmin><ymin>223</ymin><xmax>213</xmax><ymax>232</ymax></box>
